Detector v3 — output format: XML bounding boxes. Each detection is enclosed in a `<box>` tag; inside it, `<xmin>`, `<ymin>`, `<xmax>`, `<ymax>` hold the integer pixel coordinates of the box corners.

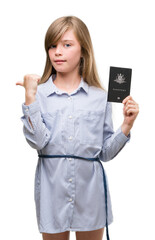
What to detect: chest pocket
<box><xmin>79</xmin><ymin>110</ymin><xmax>104</xmax><ymax>146</ymax></box>
<box><xmin>41</xmin><ymin>110</ymin><xmax>62</xmax><ymax>142</ymax></box>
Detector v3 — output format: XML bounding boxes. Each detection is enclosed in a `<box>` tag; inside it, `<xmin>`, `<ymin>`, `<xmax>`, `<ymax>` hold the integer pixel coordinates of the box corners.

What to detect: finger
<box><xmin>124</xmin><ymin>102</ymin><xmax>139</xmax><ymax>111</ymax></box>
<box><xmin>125</xmin><ymin>100</ymin><xmax>134</xmax><ymax>107</ymax></box>
<box><xmin>122</xmin><ymin>96</ymin><xmax>133</xmax><ymax>104</ymax></box>
<box><xmin>126</xmin><ymin>99</ymin><xmax>138</xmax><ymax>106</ymax></box>
<box><xmin>122</xmin><ymin>96</ymin><xmax>131</xmax><ymax>104</ymax></box>
<box><xmin>125</xmin><ymin>103</ymin><xmax>139</xmax><ymax>111</ymax></box>
<box><xmin>125</xmin><ymin>104</ymin><xmax>137</xmax><ymax>111</ymax></box>
<box><xmin>16</xmin><ymin>81</ymin><xmax>24</xmax><ymax>86</ymax></box>
<box><xmin>127</xmin><ymin>99</ymin><xmax>138</xmax><ymax>105</ymax></box>
<box><xmin>126</xmin><ymin>108</ymin><xmax>139</xmax><ymax>116</ymax></box>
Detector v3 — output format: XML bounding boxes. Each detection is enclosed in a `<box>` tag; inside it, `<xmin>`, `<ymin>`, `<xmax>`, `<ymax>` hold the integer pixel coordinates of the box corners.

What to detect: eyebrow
<box><xmin>61</xmin><ymin>40</ymin><xmax>75</xmax><ymax>43</ymax></box>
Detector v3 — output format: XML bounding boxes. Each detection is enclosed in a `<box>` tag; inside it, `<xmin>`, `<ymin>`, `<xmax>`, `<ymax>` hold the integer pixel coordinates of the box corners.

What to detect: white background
<box><xmin>0</xmin><ymin>0</ymin><xmax>154</xmax><ymax>239</ymax></box>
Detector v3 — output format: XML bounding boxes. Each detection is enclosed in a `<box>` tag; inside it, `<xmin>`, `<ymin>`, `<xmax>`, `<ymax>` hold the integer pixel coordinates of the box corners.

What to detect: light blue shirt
<box><xmin>20</xmin><ymin>74</ymin><xmax>130</xmax><ymax>234</ymax></box>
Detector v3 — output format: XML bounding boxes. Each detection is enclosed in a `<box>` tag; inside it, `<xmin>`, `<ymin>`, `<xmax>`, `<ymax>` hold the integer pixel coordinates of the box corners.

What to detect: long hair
<box><xmin>39</xmin><ymin>16</ymin><xmax>104</xmax><ymax>90</ymax></box>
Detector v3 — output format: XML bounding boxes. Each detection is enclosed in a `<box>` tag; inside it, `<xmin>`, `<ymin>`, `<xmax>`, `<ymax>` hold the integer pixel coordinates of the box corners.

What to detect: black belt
<box><xmin>38</xmin><ymin>154</ymin><xmax>110</xmax><ymax>240</ymax></box>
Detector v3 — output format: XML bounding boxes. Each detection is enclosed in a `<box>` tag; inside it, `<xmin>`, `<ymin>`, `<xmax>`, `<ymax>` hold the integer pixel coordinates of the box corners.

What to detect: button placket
<box><xmin>66</xmin><ymin>95</ymin><xmax>75</xmax><ymax>208</ymax></box>
<box><xmin>66</xmin><ymin>96</ymin><xmax>74</xmax><ymax>150</ymax></box>
<box><xmin>68</xmin><ymin>113</ymin><xmax>73</xmax><ymax>141</ymax></box>
<box><xmin>68</xmin><ymin>157</ymin><xmax>74</xmax><ymax>203</ymax></box>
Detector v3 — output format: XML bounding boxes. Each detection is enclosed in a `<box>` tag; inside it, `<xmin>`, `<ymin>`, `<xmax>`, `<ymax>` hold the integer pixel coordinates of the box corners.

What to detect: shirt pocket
<box><xmin>79</xmin><ymin>110</ymin><xmax>104</xmax><ymax>146</ymax></box>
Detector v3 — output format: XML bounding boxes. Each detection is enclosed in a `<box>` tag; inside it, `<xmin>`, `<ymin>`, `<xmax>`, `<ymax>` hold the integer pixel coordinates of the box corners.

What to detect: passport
<box><xmin>107</xmin><ymin>66</ymin><xmax>132</xmax><ymax>103</ymax></box>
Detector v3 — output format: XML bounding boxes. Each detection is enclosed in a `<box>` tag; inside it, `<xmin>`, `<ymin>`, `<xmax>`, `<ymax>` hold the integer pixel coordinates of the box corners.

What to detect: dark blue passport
<box><xmin>107</xmin><ymin>66</ymin><xmax>132</xmax><ymax>103</ymax></box>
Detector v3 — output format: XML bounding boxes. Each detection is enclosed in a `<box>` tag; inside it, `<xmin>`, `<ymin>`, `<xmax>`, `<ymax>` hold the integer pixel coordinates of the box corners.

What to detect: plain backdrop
<box><xmin>0</xmin><ymin>0</ymin><xmax>154</xmax><ymax>239</ymax></box>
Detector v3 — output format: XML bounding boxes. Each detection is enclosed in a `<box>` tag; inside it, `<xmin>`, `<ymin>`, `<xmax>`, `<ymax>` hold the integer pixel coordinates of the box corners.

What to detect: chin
<box><xmin>55</xmin><ymin>68</ymin><xmax>71</xmax><ymax>74</ymax></box>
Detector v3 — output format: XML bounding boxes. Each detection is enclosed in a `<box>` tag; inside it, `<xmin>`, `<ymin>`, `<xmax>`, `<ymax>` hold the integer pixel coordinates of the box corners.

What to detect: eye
<box><xmin>65</xmin><ymin>44</ymin><xmax>71</xmax><ymax>47</ymax></box>
<box><xmin>50</xmin><ymin>45</ymin><xmax>56</xmax><ymax>49</ymax></box>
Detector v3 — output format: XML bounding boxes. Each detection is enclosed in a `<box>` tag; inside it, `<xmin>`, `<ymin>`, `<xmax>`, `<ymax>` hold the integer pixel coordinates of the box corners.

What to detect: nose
<box><xmin>55</xmin><ymin>44</ymin><xmax>63</xmax><ymax>56</ymax></box>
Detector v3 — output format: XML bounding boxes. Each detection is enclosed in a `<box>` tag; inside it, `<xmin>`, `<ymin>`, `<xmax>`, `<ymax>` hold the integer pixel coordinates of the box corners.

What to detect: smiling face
<box><xmin>48</xmin><ymin>28</ymin><xmax>82</xmax><ymax>75</ymax></box>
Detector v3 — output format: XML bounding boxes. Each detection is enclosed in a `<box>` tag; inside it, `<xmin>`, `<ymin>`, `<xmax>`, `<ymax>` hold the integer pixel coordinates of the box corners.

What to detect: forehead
<box><xmin>59</xmin><ymin>29</ymin><xmax>79</xmax><ymax>43</ymax></box>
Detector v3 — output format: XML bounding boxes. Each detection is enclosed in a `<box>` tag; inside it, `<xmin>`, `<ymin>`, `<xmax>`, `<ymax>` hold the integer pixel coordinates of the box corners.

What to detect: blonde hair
<box><xmin>39</xmin><ymin>16</ymin><xmax>104</xmax><ymax>90</ymax></box>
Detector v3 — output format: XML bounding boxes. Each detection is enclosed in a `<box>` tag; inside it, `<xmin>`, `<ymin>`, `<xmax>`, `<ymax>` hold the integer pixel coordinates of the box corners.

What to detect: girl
<box><xmin>16</xmin><ymin>16</ymin><xmax>139</xmax><ymax>240</ymax></box>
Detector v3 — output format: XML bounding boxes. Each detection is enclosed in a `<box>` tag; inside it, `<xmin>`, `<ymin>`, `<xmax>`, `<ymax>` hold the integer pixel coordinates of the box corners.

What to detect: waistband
<box><xmin>38</xmin><ymin>154</ymin><xmax>110</xmax><ymax>240</ymax></box>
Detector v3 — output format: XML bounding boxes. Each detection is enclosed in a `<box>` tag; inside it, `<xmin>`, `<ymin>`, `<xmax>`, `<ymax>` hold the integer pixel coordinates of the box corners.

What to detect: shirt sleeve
<box><xmin>20</xmin><ymin>93</ymin><xmax>51</xmax><ymax>150</ymax></box>
<box><xmin>99</xmin><ymin>101</ymin><xmax>131</xmax><ymax>162</ymax></box>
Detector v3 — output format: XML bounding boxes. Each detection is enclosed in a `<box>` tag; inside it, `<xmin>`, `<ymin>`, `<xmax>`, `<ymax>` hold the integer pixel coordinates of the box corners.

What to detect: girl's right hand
<box><xmin>16</xmin><ymin>74</ymin><xmax>41</xmax><ymax>95</ymax></box>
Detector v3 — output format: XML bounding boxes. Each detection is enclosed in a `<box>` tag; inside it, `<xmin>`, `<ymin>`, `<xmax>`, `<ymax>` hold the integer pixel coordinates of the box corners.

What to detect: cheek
<box><xmin>48</xmin><ymin>50</ymin><xmax>53</xmax><ymax>61</ymax></box>
<box><xmin>68</xmin><ymin>49</ymin><xmax>81</xmax><ymax>63</ymax></box>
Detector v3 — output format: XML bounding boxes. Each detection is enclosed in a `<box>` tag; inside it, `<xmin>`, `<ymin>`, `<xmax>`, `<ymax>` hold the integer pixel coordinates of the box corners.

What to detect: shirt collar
<box><xmin>44</xmin><ymin>74</ymin><xmax>89</xmax><ymax>97</ymax></box>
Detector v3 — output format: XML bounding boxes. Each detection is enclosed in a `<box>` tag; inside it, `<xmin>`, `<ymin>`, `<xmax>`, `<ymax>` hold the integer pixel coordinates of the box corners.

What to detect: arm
<box><xmin>99</xmin><ymin>95</ymin><xmax>139</xmax><ymax>162</ymax></box>
<box><xmin>20</xmin><ymin>91</ymin><xmax>51</xmax><ymax>150</ymax></box>
<box><xmin>99</xmin><ymin>101</ymin><xmax>130</xmax><ymax>162</ymax></box>
<box><xmin>24</xmin><ymin>91</ymin><xmax>36</xmax><ymax>129</ymax></box>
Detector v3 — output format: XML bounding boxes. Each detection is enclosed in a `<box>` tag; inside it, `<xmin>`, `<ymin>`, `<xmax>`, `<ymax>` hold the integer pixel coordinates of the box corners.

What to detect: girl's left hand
<box><xmin>121</xmin><ymin>96</ymin><xmax>139</xmax><ymax>136</ymax></box>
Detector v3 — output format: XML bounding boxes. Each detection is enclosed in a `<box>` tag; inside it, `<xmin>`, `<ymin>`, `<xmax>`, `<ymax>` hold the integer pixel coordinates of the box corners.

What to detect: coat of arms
<box><xmin>114</xmin><ymin>73</ymin><xmax>126</xmax><ymax>84</ymax></box>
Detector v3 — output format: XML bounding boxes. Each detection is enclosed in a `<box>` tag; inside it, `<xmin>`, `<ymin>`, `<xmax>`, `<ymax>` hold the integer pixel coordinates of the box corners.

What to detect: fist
<box><xmin>122</xmin><ymin>96</ymin><xmax>139</xmax><ymax>126</ymax></box>
<box><xmin>16</xmin><ymin>74</ymin><xmax>41</xmax><ymax>94</ymax></box>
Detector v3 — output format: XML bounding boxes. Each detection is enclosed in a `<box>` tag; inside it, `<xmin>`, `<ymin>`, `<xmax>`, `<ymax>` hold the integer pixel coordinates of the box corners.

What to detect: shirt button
<box><xmin>69</xmin><ymin>178</ymin><xmax>72</xmax><ymax>182</ymax></box>
<box><xmin>68</xmin><ymin>136</ymin><xmax>73</xmax><ymax>140</ymax></box>
<box><xmin>68</xmin><ymin>97</ymin><xmax>71</xmax><ymax>100</ymax></box>
<box><xmin>68</xmin><ymin>115</ymin><xmax>72</xmax><ymax>119</ymax></box>
<box><xmin>68</xmin><ymin>158</ymin><xmax>72</xmax><ymax>161</ymax></box>
<box><xmin>25</xmin><ymin>109</ymin><xmax>28</xmax><ymax>112</ymax></box>
<box><xmin>69</xmin><ymin>198</ymin><xmax>72</xmax><ymax>202</ymax></box>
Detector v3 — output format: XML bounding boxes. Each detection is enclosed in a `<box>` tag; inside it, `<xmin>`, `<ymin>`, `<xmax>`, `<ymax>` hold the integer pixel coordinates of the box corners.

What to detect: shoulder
<box><xmin>37</xmin><ymin>80</ymin><xmax>48</xmax><ymax>93</ymax></box>
<box><xmin>86</xmin><ymin>85</ymin><xmax>109</xmax><ymax>112</ymax></box>
<box><xmin>89</xmin><ymin>85</ymin><xmax>108</xmax><ymax>101</ymax></box>
<box><xmin>36</xmin><ymin>77</ymin><xmax>52</xmax><ymax>98</ymax></box>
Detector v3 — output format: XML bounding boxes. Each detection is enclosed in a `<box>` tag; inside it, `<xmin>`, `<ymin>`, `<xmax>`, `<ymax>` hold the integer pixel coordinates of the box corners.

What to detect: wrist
<box><xmin>121</xmin><ymin>122</ymin><xmax>132</xmax><ymax>136</ymax></box>
<box><xmin>25</xmin><ymin>89</ymin><xmax>36</xmax><ymax>97</ymax></box>
<box><xmin>25</xmin><ymin>91</ymin><xmax>36</xmax><ymax>105</ymax></box>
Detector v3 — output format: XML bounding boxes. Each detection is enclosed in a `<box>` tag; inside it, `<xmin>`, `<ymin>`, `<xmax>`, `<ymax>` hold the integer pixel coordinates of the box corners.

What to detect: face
<box><xmin>48</xmin><ymin>29</ymin><xmax>82</xmax><ymax>75</ymax></box>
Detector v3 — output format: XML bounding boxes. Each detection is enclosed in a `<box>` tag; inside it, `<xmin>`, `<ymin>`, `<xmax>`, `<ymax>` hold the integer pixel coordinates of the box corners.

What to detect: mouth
<box><xmin>54</xmin><ymin>60</ymin><xmax>66</xmax><ymax>62</ymax></box>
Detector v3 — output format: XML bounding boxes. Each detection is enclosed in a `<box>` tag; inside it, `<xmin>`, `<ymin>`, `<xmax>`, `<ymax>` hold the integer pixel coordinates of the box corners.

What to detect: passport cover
<box><xmin>107</xmin><ymin>66</ymin><xmax>132</xmax><ymax>103</ymax></box>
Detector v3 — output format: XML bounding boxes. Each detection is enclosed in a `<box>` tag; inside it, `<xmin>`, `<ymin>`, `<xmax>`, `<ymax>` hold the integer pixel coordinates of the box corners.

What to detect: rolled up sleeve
<box><xmin>99</xmin><ymin>102</ymin><xmax>130</xmax><ymax>162</ymax></box>
<box><xmin>20</xmin><ymin>95</ymin><xmax>51</xmax><ymax>150</ymax></box>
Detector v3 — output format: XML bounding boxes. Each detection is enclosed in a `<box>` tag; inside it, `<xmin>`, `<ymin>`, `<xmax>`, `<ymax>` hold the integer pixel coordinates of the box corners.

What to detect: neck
<box><xmin>54</xmin><ymin>71</ymin><xmax>81</xmax><ymax>91</ymax></box>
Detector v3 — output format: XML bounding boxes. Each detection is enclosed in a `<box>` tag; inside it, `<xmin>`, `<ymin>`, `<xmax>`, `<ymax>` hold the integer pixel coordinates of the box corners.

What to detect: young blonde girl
<box><xmin>16</xmin><ymin>16</ymin><xmax>139</xmax><ymax>240</ymax></box>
